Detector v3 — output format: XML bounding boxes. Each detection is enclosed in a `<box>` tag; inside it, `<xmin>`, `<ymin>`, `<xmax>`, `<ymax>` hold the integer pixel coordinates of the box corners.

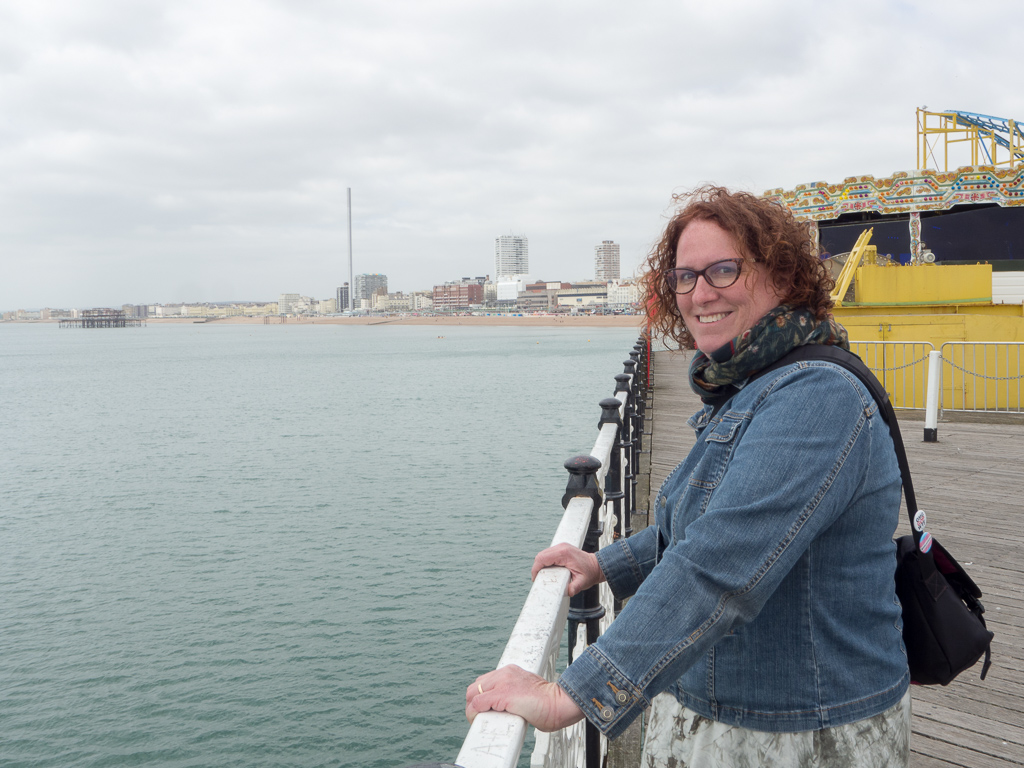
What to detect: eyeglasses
<box><xmin>663</xmin><ymin>259</ymin><xmax>744</xmax><ymax>295</ymax></box>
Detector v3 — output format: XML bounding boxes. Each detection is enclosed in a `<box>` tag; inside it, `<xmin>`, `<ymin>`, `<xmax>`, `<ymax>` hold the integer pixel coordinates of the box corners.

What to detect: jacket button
<box><xmin>659</xmin><ymin>496</ymin><xmax>666</xmax><ymax>508</ymax></box>
<box><xmin>614</xmin><ymin>691</ymin><xmax>629</xmax><ymax>705</ymax></box>
<box><xmin>599</xmin><ymin>707</ymin><xmax>614</xmax><ymax>721</ymax></box>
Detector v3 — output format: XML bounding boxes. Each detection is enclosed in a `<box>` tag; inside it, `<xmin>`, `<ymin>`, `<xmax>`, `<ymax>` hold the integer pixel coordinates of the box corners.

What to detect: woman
<box><xmin>466</xmin><ymin>187</ymin><xmax>910</xmax><ymax>767</ymax></box>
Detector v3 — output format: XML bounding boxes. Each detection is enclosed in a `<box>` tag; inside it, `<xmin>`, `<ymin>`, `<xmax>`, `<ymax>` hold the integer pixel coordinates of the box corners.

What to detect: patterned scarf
<box><xmin>689</xmin><ymin>306</ymin><xmax>850</xmax><ymax>401</ymax></box>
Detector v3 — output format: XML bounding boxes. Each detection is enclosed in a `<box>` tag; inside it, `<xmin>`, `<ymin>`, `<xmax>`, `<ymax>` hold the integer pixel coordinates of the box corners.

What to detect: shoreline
<box><xmin>15</xmin><ymin>315</ymin><xmax>645</xmax><ymax>328</ymax></box>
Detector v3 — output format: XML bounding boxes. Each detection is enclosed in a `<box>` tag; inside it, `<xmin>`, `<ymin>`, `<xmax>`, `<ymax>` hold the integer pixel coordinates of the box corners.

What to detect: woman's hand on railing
<box><xmin>465</xmin><ymin>664</ymin><xmax>585</xmax><ymax>733</ymax></box>
<box><xmin>531</xmin><ymin>543</ymin><xmax>605</xmax><ymax>597</ymax></box>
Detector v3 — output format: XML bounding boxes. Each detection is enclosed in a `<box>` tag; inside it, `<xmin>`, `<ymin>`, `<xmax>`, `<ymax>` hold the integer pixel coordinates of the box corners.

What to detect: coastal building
<box><xmin>243</xmin><ymin>303</ymin><xmax>277</xmax><ymax>316</ymax></box>
<box><xmin>495</xmin><ymin>235</ymin><xmax>529</xmax><ymax>281</ymax></box>
<box><xmin>354</xmin><ymin>274</ymin><xmax>388</xmax><ymax>308</ymax></box>
<box><xmin>607</xmin><ymin>280</ymin><xmax>639</xmax><ymax>308</ymax></box>
<box><xmin>496</xmin><ymin>278</ymin><xmax>527</xmax><ymax>306</ymax></box>
<box><xmin>121</xmin><ymin>304</ymin><xmax>149</xmax><ymax>319</ymax></box>
<box><xmin>410</xmin><ymin>291</ymin><xmax>434</xmax><ymax>311</ymax></box>
<box><xmin>319</xmin><ymin>298</ymin><xmax>337</xmax><ymax>315</ymax></box>
<box><xmin>336</xmin><ymin>283</ymin><xmax>350</xmax><ymax>312</ymax></box>
<box><xmin>433</xmin><ymin>277</ymin><xmax>486</xmax><ymax>312</ymax></box>
<box><xmin>595</xmin><ymin>240</ymin><xmax>620</xmax><ymax>281</ymax></box>
<box><xmin>279</xmin><ymin>293</ymin><xmax>301</xmax><ymax>315</ymax></box>
<box><xmin>203</xmin><ymin>305</ymin><xmax>244</xmax><ymax>318</ymax></box>
<box><xmin>483</xmin><ymin>281</ymin><xmax>497</xmax><ymax>304</ymax></box>
<box><xmin>517</xmin><ymin>281</ymin><xmax>571</xmax><ymax>312</ymax></box>
<box><xmin>556</xmin><ymin>281</ymin><xmax>609</xmax><ymax>310</ymax></box>
<box><xmin>370</xmin><ymin>292</ymin><xmax>403</xmax><ymax>312</ymax></box>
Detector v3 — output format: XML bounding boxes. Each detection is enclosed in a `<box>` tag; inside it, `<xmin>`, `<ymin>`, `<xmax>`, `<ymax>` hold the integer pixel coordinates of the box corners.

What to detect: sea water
<box><xmin>0</xmin><ymin>322</ymin><xmax>644</xmax><ymax>768</ymax></box>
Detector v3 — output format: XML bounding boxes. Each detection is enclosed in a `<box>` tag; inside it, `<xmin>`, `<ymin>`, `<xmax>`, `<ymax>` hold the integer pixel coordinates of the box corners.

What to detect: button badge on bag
<box><xmin>919</xmin><ymin>532</ymin><xmax>933</xmax><ymax>553</ymax></box>
<box><xmin>914</xmin><ymin>510</ymin><xmax>927</xmax><ymax>532</ymax></box>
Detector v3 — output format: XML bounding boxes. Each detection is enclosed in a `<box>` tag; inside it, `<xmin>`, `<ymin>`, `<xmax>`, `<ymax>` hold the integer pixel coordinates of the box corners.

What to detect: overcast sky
<box><xmin>2</xmin><ymin>0</ymin><xmax>1021</xmax><ymax>310</ymax></box>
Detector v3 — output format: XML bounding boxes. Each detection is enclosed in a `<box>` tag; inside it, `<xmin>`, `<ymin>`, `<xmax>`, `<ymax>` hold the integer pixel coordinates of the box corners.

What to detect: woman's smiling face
<box><xmin>674</xmin><ymin>219</ymin><xmax>783</xmax><ymax>354</ymax></box>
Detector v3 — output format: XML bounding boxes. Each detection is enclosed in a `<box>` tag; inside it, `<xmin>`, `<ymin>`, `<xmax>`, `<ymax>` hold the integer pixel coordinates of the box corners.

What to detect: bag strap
<box><xmin>749</xmin><ymin>345</ymin><xmax>921</xmax><ymax>548</ymax></box>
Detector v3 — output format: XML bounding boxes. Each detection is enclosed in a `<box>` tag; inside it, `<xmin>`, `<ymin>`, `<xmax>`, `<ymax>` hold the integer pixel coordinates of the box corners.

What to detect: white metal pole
<box><xmin>924</xmin><ymin>350</ymin><xmax>941</xmax><ymax>442</ymax></box>
<box><xmin>347</xmin><ymin>188</ymin><xmax>354</xmax><ymax>312</ymax></box>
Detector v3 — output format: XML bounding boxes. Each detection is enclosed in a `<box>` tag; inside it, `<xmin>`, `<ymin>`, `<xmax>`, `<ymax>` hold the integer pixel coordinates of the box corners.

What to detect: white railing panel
<box><xmin>590</xmin><ymin>418</ymin><xmax>621</xmax><ymax>480</ymax></box>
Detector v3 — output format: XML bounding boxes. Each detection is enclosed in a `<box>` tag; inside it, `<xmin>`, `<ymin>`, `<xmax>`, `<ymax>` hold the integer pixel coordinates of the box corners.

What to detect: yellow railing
<box><xmin>850</xmin><ymin>342</ymin><xmax>934</xmax><ymax>410</ymax></box>
<box><xmin>939</xmin><ymin>342</ymin><xmax>1023</xmax><ymax>412</ymax></box>
<box><xmin>849</xmin><ymin>341</ymin><xmax>1024</xmax><ymax>414</ymax></box>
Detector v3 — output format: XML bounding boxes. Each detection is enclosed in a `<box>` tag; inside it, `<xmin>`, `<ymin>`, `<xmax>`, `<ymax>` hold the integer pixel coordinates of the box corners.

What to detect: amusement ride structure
<box><xmin>763</xmin><ymin>108</ymin><xmax>1024</xmax><ymax>348</ymax></box>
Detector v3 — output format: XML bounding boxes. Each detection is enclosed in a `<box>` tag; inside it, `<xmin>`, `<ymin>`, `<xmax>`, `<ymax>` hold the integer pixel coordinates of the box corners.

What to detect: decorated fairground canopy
<box><xmin>764</xmin><ymin>109</ymin><xmax>1024</xmax><ymax>270</ymax></box>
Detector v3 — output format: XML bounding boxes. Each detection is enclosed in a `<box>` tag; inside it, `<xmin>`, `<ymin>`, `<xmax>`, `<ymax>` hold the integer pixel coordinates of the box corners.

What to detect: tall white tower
<box><xmin>595</xmin><ymin>240</ymin><xmax>620</xmax><ymax>282</ymax></box>
<box><xmin>495</xmin><ymin>235</ymin><xmax>529</xmax><ymax>280</ymax></box>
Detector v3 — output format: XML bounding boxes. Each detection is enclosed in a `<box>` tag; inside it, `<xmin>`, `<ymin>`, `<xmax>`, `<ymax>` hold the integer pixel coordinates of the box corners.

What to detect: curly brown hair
<box><xmin>639</xmin><ymin>185</ymin><xmax>835</xmax><ymax>349</ymax></box>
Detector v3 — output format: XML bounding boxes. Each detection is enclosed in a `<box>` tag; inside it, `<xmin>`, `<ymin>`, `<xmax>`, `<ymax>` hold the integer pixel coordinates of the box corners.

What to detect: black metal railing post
<box><xmin>613</xmin><ymin>373</ymin><xmax>633</xmax><ymax>528</ymax></box>
<box><xmin>599</xmin><ymin>398</ymin><xmax>626</xmax><ymax>541</ymax></box>
<box><xmin>626</xmin><ymin>355</ymin><xmax>642</xmax><ymax>513</ymax></box>
<box><xmin>562</xmin><ymin>454</ymin><xmax>605</xmax><ymax>768</ymax></box>
<box><xmin>634</xmin><ymin>340</ymin><xmax>646</xmax><ymax>387</ymax></box>
<box><xmin>632</xmin><ymin>343</ymin><xmax>647</xmax><ymax>439</ymax></box>
<box><xmin>563</xmin><ymin>454</ymin><xmax>605</xmax><ymax>661</ymax></box>
<box><xmin>620</xmin><ymin>362</ymin><xmax>639</xmax><ymax>527</ymax></box>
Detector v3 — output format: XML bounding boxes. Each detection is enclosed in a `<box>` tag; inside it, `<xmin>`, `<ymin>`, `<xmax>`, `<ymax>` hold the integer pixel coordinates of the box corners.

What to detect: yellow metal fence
<box><xmin>850</xmin><ymin>342</ymin><xmax>934</xmax><ymax>410</ymax></box>
<box><xmin>939</xmin><ymin>342</ymin><xmax>1023</xmax><ymax>413</ymax></box>
<box><xmin>849</xmin><ymin>341</ymin><xmax>1024</xmax><ymax>414</ymax></box>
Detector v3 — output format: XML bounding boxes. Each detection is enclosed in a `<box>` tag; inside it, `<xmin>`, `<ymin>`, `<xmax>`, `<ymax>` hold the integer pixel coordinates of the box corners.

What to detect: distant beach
<box><xmin>145</xmin><ymin>314</ymin><xmax>645</xmax><ymax>328</ymax></box>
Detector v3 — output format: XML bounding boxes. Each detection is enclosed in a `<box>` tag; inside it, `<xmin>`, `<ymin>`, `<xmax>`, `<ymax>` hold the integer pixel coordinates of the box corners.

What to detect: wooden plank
<box><xmin>913</xmin><ymin>699</ymin><xmax>1024</xmax><ymax>753</ymax></box>
<box><xmin>912</xmin><ymin>717</ymin><xmax>1023</xmax><ymax>766</ymax></box>
<box><xmin>911</xmin><ymin>732</ymin><xmax>1016</xmax><ymax>768</ymax></box>
<box><xmin>911</xmin><ymin>754</ymin><xmax>964</xmax><ymax>768</ymax></box>
<box><xmin>912</xmin><ymin>683</ymin><xmax>1024</xmax><ymax>724</ymax></box>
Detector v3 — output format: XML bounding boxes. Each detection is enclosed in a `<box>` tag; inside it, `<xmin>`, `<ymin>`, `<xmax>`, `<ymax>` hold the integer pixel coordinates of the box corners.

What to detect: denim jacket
<box><xmin>557</xmin><ymin>360</ymin><xmax>910</xmax><ymax>738</ymax></box>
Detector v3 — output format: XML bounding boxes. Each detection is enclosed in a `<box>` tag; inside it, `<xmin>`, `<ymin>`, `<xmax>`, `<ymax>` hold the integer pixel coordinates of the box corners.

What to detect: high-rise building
<box><xmin>279</xmin><ymin>293</ymin><xmax>301</xmax><ymax>315</ymax></box>
<box><xmin>495</xmin><ymin>235</ymin><xmax>529</xmax><ymax>280</ymax></box>
<box><xmin>354</xmin><ymin>274</ymin><xmax>388</xmax><ymax>308</ymax></box>
<box><xmin>121</xmin><ymin>303</ymin><xmax>148</xmax><ymax>319</ymax></box>
<box><xmin>595</xmin><ymin>240</ymin><xmax>620</xmax><ymax>282</ymax></box>
<box><xmin>336</xmin><ymin>283</ymin><xmax>350</xmax><ymax>312</ymax></box>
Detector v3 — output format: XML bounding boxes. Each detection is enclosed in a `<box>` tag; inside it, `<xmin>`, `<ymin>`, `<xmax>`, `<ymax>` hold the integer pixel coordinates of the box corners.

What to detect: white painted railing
<box><xmin>454</xmin><ymin>387</ymin><xmax>630</xmax><ymax>768</ymax></box>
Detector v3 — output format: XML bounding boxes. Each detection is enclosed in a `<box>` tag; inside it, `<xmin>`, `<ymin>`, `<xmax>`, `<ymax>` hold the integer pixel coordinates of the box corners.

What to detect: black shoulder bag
<box><xmin>753</xmin><ymin>345</ymin><xmax>994</xmax><ymax>685</ymax></box>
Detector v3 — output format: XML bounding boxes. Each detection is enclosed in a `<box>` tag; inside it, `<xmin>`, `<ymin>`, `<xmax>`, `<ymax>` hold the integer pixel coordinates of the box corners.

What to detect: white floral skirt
<box><xmin>641</xmin><ymin>690</ymin><xmax>911</xmax><ymax>768</ymax></box>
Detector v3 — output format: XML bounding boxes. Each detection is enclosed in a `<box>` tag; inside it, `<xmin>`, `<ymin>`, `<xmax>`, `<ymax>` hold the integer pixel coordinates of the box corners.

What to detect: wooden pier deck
<box><xmin>640</xmin><ymin>349</ymin><xmax>1024</xmax><ymax>768</ymax></box>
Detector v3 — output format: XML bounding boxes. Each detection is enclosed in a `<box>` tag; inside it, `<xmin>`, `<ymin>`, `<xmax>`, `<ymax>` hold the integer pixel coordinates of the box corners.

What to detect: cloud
<box><xmin>2</xmin><ymin>0</ymin><xmax>1022</xmax><ymax>309</ymax></box>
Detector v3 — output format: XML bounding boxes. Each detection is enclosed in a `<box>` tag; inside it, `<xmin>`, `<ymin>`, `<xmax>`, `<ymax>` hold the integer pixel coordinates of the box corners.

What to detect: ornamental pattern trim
<box><xmin>764</xmin><ymin>165</ymin><xmax>1024</xmax><ymax>221</ymax></box>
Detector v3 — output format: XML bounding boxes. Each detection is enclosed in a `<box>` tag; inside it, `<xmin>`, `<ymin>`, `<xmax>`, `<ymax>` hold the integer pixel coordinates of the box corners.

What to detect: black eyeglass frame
<box><xmin>663</xmin><ymin>258</ymin><xmax>745</xmax><ymax>295</ymax></box>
